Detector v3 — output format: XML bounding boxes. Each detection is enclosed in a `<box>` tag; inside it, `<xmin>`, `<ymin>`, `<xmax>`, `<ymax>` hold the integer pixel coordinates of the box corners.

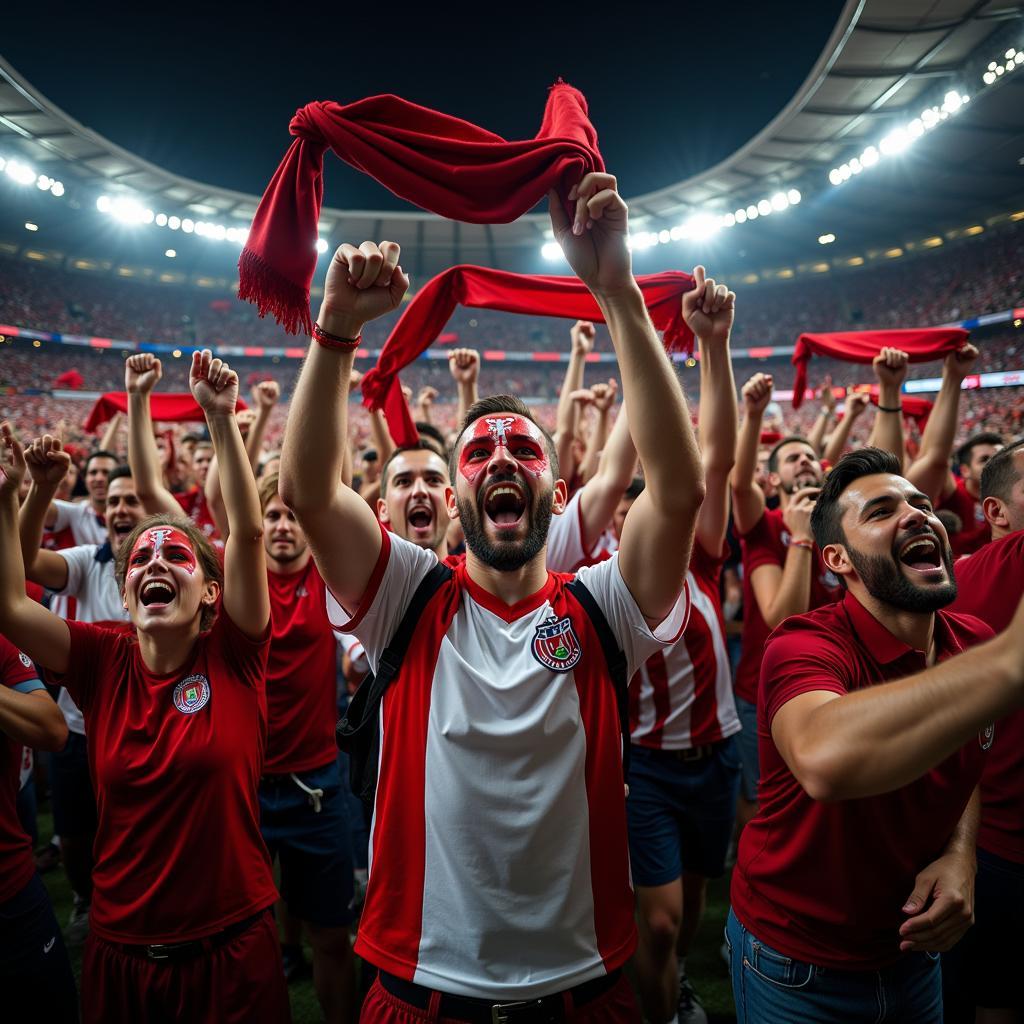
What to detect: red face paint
<box><xmin>458</xmin><ymin>415</ymin><xmax>549</xmax><ymax>484</ymax></box>
<box><xmin>126</xmin><ymin>526</ymin><xmax>198</xmax><ymax>581</ymax></box>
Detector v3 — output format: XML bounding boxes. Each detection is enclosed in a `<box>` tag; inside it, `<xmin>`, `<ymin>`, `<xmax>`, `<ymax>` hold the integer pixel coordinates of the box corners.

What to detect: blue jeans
<box><xmin>726</xmin><ymin>909</ymin><xmax>942</xmax><ymax>1023</ymax></box>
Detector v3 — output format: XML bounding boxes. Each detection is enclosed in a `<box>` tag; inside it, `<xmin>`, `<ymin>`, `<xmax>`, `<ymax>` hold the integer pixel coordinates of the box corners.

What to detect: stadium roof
<box><xmin>1</xmin><ymin>0</ymin><xmax>1023</xmax><ymax>282</ymax></box>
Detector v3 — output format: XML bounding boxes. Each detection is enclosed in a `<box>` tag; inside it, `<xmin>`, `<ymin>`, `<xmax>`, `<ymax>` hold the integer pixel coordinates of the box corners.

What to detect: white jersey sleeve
<box><xmin>324</xmin><ymin>528</ymin><xmax>438</xmax><ymax>674</ymax></box>
<box><xmin>545</xmin><ymin>488</ymin><xmax>588</xmax><ymax>573</ymax></box>
<box><xmin>51</xmin><ymin>544</ymin><xmax>97</xmax><ymax>599</ymax></box>
<box><xmin>573</xmin><ymin>553</ymin><xmax>690</xmax><ymax>678</ymax></box>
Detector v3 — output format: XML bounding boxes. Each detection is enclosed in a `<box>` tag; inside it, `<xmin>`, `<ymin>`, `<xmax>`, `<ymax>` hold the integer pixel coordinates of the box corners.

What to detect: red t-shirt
<box><xmin>734</xmin><ymin>507</ymin><xmax>841</xmax><ymax>704</ymax></box>
<box><xmin>939</xmin><ymin>477</ymin><xmax>991</xmax><ymax>556</ymax></box>
<box><xmin>175</xmin><ymin>487</ymin><xmax>222</xmax><ymax>548</ymax></box>
<box><xmin>731</xmin><ymin>593</ymin><xmax>992</xmax><ymax>969</ymax></box>
<box><xmin>60</xmin><ymin>613</ymin><xmax>277</xmax><ymax>943</ymax></box>
<box><xmin>0</xmin><ymin>637</ymin><xmax>40</xmax><ymax>904</ymax></box>
<box><xmin>265</xmin><ymin>562</ymin><xmax>338</xmax><ymax>774</ymax></box>
<box><xmin>951</xmin><ymin>530</ymin><xmax>1024</xmax><ymax>863</ymax></box>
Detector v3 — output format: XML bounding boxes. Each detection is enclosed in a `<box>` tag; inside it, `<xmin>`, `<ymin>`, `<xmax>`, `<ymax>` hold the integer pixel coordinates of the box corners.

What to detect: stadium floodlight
<box><xmin>97</xmin><ymin>195</ymin><xmax>111</xmax><ymax>213</ymax></box>
<box><xmin>818</xmin><ymin>233</ymin><xmax>836</xmax><ymax>245</ymax></box>
<box><xmin>787</xmin><ymin>188</ymin><xmax>801</xmax><ymax>205</ymax></box>
<box><xmin>734</xmin><ymin>208</ymin><xmax>747</xmax><ymax>224</ymax></box>
<box><xmin>50</xmin><ymin>181</ymin><xmax>64</xmax><ymax>197</ymax></box>
<box><xmin>745</xmin><ymin>204</ymin><xmax>758</xmax><ymax>221</ymax></box>
<box><xmin>316</xmin><ymin>238</ymin><xmax>329</xmax><ymax>254</ymax></box>
<box><xmin>165</xmin><ymin>249</ymin><xmax>176</xmax><ymax>258</ymax></box>
<box><xmin>181</xmin><ymin>219</ymin><xmax>194</xmax><ymax>233</ymax></box>
<box><xmin>686</xmin><ymin>213</ymin><xmax>722</xmax><ymax>240</ymax></box>
<box><xmin>983</xmin><ymin>71</ymin><xmax>996</xmax><ymax>84</ymax></box>
<box><xmin>770</xmin><ymin>192</ymin><xmax>789</xmax><ymax>211</ymax></box>
<box><xmin>6</xmin><ymin>160</ymin><xmax>36</xmax><ymax>185</ymax></box>
<box><xmin>110</xmin><ymin>196</ymin><xmax>147</xmax><ymax>224</ymax></box>
<box><xmin>24</xmin><ymin>222</ymin><xmax>38</xmax><ymax>231</ymax></box>
<box><xmin>541</xmin><ymin>241</ymin><xmax>563</xmax><ymax>260</ymax></box>
<box><xmin>37</xmin><ymin>175</ymin><xmax>51</xmax><ymax>190</ymax></box>
<box><xmin>167</xmin><ymin>215</ymin><xmax>181</xmax><ymax>230</ymax></box>
<box><xmin>155</xmin><ymin>213</ymin><xmax>168</xmax><ymax>227</ymax></box>
<box><xmin>757</xmin><ymin>198</ymin><xmax>772</xmax><ymax>216</ymax></box>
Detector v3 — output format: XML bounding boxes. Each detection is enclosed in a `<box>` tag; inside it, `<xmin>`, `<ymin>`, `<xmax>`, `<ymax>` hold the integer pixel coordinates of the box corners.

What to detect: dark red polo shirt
<box><xmin>939</xmin><ymin>477</ymin><xmax>991</xmax><ymax>556</ymax></box>
<box><xmin>952</xmin><ymin>530</ymin><xmax>1024</xmax><ymax>863</ymax></box>
<box><xmin>731</xmin><ymin>591</ymin><xmax>992</xmax><ymax>969</ymax></box>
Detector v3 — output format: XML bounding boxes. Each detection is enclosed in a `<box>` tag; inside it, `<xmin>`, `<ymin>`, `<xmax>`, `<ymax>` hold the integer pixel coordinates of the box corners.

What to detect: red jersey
<box><xmin>60</xmin><ymin>613</ymin><xmax>277</xmax><ymax>944</ymax></box>
<box><xmin>629</xmin><ymin>540</ymin><xmax>741</xmax><ymax>749</ymax></box>
<box><xmin>265</xmin><ymin>562</ymin><xmax>338</xmax><ymax>774</ymax></box>
<box><xmin>939</xmin><ymin>476</ymin><xmax>990</xmax><ymax>556</ymax></box>
<box><xmin>175</xmin><ymin>487</ymin><xmax>222</xmax><ymax>548</ymax></box>
<box><xmin>0</xmin><ymin>637</ymin><xmax>40</xmax><ymax>904</ymax></box>
<box><xmin>734</xmin><ymin>507</ymin><xmax>841</xmax><ymax>704</ymax></box>
<box><xmin>732</xmin><ymin>593</ymin><xmax>992</xmax><ymax>969</ymax></box>
<box><xmin>951</xmin><ymin>530</ymin><xmax>1024</xmax><ymax>863</ymax></box>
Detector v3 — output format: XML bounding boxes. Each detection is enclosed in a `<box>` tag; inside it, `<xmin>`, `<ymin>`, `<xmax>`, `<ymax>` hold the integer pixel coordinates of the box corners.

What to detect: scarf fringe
<box><xmin>238</xmin><ymin>248</ymin><xmax>313</xmax><ymax>337</ymax></box>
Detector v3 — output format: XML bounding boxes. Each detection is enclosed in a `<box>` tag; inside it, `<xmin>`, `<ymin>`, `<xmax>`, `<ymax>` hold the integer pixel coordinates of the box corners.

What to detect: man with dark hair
<box><xmin>728</xmin><ymin>446</ymin><xmax>1024</xmax><ymax>1022</ymax></box>
<box><xmin>379</xmin><ymin>441</ymin><xmax>451</xmax><ymax>561</ymax></box>
<box><xmin>281</xmin><ymin>170</ymin><xmax>705</xmax><ymax>1019</ymax></box>
<box><xmin>413</xmin><ymin>422</ymin><xmax>448</xmax><ymax>459</ymax></box>
<box><xmin>943</xmin><ymin>437</ymin><xmax>1024</xmax><ymax>1022</ymax></box>
<box><xmin>40</xmin><ymin>448</ymin><xmax>118</xmax><ymax>547</ymax></box>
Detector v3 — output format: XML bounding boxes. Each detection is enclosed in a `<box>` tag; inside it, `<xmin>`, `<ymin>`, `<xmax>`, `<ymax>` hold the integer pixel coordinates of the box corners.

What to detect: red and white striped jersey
<box><xmin>546</xmin><ymin>488</ymin><xmax>618</xmax><ymax>574</ymax></box>
<box><xmin>325</xmin><ymin>526</ymin><xmax>689</xmax><ymax>999</ymax></box>
<box><xmin>629</xmin><ymin>541</ymin><xmax>741</xmax><ymax>750</ymax></box>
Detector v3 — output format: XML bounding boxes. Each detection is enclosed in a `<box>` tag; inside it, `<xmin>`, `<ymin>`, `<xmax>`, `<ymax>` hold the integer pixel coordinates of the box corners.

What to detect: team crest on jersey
<box><xmin>173</xmin><ymin>674</ymin><xmax>211</xmax><ymax>715</ymax></box>
<box><xmin>531</xmin><ymin>615</ymin><xmax>582</xmax><ymax>673</ymax></box>
<box><xmin>980</xmin><ymin>723</ymin><xmax>995</xmax><ymax>750</ymax></box>
<box><xmin>18</xmin><ymin>652</ymin><xmax>32</xmax><ymax>668</ymax></box>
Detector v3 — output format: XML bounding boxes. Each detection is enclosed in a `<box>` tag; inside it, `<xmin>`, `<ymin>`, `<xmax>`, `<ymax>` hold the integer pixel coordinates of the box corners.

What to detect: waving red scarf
<box><xmin>360</xmin><ymin>266</ymin><xmax>696</xmax><ymax>445</ymax></box>
<box><xmin>239</xmin><ymin>83</ymin><xmax>603</xmax><ymax>336</ymax></box>
<box><xmin>84</xmin><ymin>393</ymin><xmax>247</xmax><ymax>432</ymax></box>
<box><xmin>791</xmin><ymin>328</ymin><xmax>969</xmax><ymax>408</ymax></box>
<box><xmin>848</xmin><ymin>385</ymin><xmax>934</xmax><ymax>426</ymax></box>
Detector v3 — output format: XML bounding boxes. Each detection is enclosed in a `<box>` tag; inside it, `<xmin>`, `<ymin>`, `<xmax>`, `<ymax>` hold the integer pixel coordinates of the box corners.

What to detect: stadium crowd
<box><xmin>1</xmin><ymin>169</ymin><xmax>1023</xmax><ymax>1024</ymax></box>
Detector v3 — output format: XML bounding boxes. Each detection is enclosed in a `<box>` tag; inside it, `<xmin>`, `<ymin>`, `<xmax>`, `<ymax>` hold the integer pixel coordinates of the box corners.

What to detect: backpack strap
<box><xmin>566</xmin><ymin>577</ymin><xmax>632</xmax><ymax>779</ymax></box>
<box><xmin>337</xmin><ymin>561</ymin><xmax>454</xmax><ymax>741</ymax></box>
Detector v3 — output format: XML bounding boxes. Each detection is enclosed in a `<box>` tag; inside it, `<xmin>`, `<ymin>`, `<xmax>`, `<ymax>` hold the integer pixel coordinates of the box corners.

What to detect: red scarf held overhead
<box><xmin>791</xmin><ymin>328</ymin><xmax>969</xmax><ymax>408</ymax></box>
<box><xmin>850</xmin><ymin>385</ymin><xmax>934</xmax><ymax>426</ymax></box>
<box><xmin>360</xmin><ymin>266</ymin><xmax>697</xmax><ymax>446</ymax></box>
<box><xmin>84</xmin><ymin>393</ymin><xmax>247</xmax><ymax>432</ymax></box>
<box><xmin>239</xmin><ymin>83</ymin><xmax>604</xmax><ymax>336</ymax></box>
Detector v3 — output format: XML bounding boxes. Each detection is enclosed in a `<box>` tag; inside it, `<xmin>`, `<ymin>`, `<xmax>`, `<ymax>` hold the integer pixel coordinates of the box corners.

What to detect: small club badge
<box><xmin>531</xmin><ymin>615</ymin><xmax>582</xmax><ymax>673</ymax></box>
<box><xmin>980</xmin><ymin>723</ymin><xmax>995</xmax><ymax>751</ymax></box>
<box><xmin>173</xmin><ymin>674</ymin><xmax>211</xmax><ymax>715</ymax></box>
<box><xmin>18</xmin><ymin>652</ymin><xmax>32</xmax><ymax>669</ymax></box>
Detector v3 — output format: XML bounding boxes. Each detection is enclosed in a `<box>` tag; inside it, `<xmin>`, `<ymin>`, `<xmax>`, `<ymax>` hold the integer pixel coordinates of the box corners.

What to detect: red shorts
<box><xmin>360</xmin><ymin>972</ymin><xmax>641</xmax><ymax>1023</ymax></box>
<box><xmin>81</xmin><ymin>908</ymin><xmax>291</xmax><ymax>1024</ymax></box>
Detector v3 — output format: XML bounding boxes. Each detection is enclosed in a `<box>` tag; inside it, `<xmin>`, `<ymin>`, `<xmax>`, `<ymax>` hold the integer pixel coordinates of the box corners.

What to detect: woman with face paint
<box><xmin>0</xmin><ymin>349</ymin><xmax>288</xmax><ymax>1024</ymax></box>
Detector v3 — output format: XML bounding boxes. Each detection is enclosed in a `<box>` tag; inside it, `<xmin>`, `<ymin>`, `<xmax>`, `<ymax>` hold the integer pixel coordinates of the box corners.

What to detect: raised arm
<box><xmin>245</xmin><ymin>380</ymin><xmax>280</xmax><ymax>471</ymax></box>
<box><xmin>448</xmin><ymin>348</ymin><xmax>480</xmax><ymax>427</ymax></box>
<box><xmin>693</xmin><ymin>286</ymin><xmax>738</xmax><ymax>557</ymax></box>
<box><xmin>806</xmin><ymin>375</ymin><xmax>835</xmax><ymax>457</ymax></box>
<box><xmin>98</xmin><ymin>411</ymin><xmax>125</xmax><ymax>458</ymax></box>
<box><xmin>907</xmin><ymin>344</ymin><xmax>979</xmax><ymax>502</ymax></box>
<box><xmin>279</xmin><ymin>242</ymin><xmax>410</xmax><ymax>611</ymax></box>
<box><xmin>551</xmin><ymin>178</ymin><xmax>704</xmax><ymax>625</ymax></box>
<box><xmin>415</xmin><ymin>386</ymin><xmax>438</xmax><ymax>425</ymax></box>
<box><xmin>866</xmin><ymin>347</ymin><xmax>910</xmax><ymax>467</ymax></box>
<box><xmin>189</xmin><ymin>351</ymin><xmax>268</xmax><ymax>640</ymax></box>
<box><xmin>577</xmin><ymin>379</ymin><xmax>617</xmax><ymax>485</ymax></box>
<box><xmin>125</xmin><ymin>353</ymin><xmax>186</xmax><ymax>516</ymax></box>
<box><xmin>555</xmin><ymin>321</ymin><xmax>594</xmax><ymax>480</ymax></box>
<box><xmin>19</xmin><ymin>436</ymin><xmax>74</xmax><ymax>592</ymax></box>
<box><xmin>576</xmin><ymin>399</ymin><xmax>638</xmax><ymax>551</ymax></box>
<box><xmin>0</xmin><ymin>684</ymin><xmax>67</xmax><ymax>752</ymax></box>
<box><xmin>730</xmin><ymin>373</ymin><xmax>772</xmax><ymax>535</ymax></box>
<box><xmin>822</xmin><ymin>391</ymin><xmax>869</xmax><ymax>466</ymax></box>
<box><xmin>0</xmin><ymin>425</ymin><xmax>71</xmax><ymax>675</ymax></box>
<box><xmin>772</xmin><ymin>598</ymin><xmax>1024</xmax><ymax>802</ymax></box>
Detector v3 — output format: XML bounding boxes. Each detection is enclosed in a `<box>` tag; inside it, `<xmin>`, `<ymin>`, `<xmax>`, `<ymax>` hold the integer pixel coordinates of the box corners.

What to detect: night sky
<box><xmin>3</xmin><ymin>2</ymin><xmax>846</xmax><ymax>208</ymax></box>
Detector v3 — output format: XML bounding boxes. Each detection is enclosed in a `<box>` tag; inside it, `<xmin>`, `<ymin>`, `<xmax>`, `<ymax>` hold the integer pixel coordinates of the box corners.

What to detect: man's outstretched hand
<box><xmin>319</xmin><ymin>241</ymin><xmax>410</xmax><ymax>340</ymax></box>
<box><xmin>548</xmin><ymin>173</ymin><xmax>633</xmax><ymax>298</ymax></box>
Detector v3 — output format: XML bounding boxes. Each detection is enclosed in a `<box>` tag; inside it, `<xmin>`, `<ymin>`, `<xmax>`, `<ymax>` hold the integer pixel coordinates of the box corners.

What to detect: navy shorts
<box><xmin>51</xmin><ymin>731</ymin><xmax>97</xmax><ymax>837</ymax></box>
<box><xmin>259</xmin><ymin>761</ymin><xmax>355</xmax><ymax>928</ymax></box>
<box><xmin>626</xmin><ymin>736</ymin><xmax>741</xmax><ymax>887</ymax></box>
<box><xmin>1</xmin><ymin>872</ymin><xmax>78</xmax><ymax>1022</ymax></box>
<box><xmin>734</xmin><ymin>696</ymin><xmax>759</xmax><ymax>803</ymax></box>
<box><xmin>942</xmin><ymin>846</ymin><xmax>1024</xmax><ymax>1013</ymax></box>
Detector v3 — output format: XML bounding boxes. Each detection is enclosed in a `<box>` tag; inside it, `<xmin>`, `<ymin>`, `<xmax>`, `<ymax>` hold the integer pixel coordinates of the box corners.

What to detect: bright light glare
<box><xmin>818</xmin><ymin>233</ymin><xmax>836</xmax><ymax>245</ymax></box>
<box><xmin>787</xmin><ymin>188</ymin><xmax>801</xmax><ymax>205</ymax></box>
<box><xmin>757</xmin><ymin>199</ymin><xmax>772</xmax><ymax>216</ymax></box>
<box><xmin>168</xmin><ymin>216</ymin><xmax>181</xmax><ymax>230</ymax></box>
<box><xmin>165</xmin><ymin>249</ymin><xmax>176</xmax><ymax>258</ymax></box>
<box><xmin>6</xmin><ymin>160</ymin><xmax>36</xmax><ymax>185</ymax></box>
<box><xmin>541</xmin><ymin>241</ymin><xmax>563</xmax><ymax>260</ymax></box>
<box><xmin>770</xmin><ymin>192</ymin><xmax>788</xmax><ymax>211</ymax></box>
<box><xmin>686</xmin><ymin>213</ymin><xmax>721</xmax><ymax>240</ymax></box>
<box><xmin>97</xmin><ymin>195</ymin><xmax>111</xmax><ymax>213</ymax></box>
<box><xmin>50</xmin><ymin>181</ymin><xmax>64</xmax><ymax>197</ymax></box>
<box><xmin>315</xmin><ymin>238</ymin><xmax>329</xmax><ymax>253</ymax></box>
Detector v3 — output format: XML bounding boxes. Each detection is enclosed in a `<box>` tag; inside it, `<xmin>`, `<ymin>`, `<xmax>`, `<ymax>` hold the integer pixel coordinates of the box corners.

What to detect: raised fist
<box><xmin>783</xmin><ymin>487</ymin><xmax>820</xmax><ymax>545</ymax></box>
<box><xmin>190</xmin><ymin>349</ymin><xmax>239</xmax><ymax>418</ymax></box>
<box><xmin>320</xmin><ymin>240</ymin><xmax>410</xmax><ymax>337</ymax></box>
<box><xmin>126</xmin><ymin>353</ymin><xmax>162</xmax><ymax>394</ymax></box>
<box><xmin>845</xmin><ymin>391</ymin><xmax>871</xmax><ymax>419</ymax></box>
<box><xmin>683</xmin><ymin>266</ymin><xmax>735</xmax><ymax>344</ymax></box>
<box><xmin>448</xmin><ymin>348</ymin><xmax>480</xmax><ymax>385</ymax></box>
<box><xmin>570</xmin><ymin>321</ymin><xmax>596</xmax><ymax>357</ymax></box>
<box><xmin>591</xmin><ymin>379</ymin><xmax>618</xmax><ymax>413</ymax></box>
<box><xmin>945</xmin><ymin>343</ymin><xmax>979</xmax><ymax>382</ymax></box>
<box><xmin>24</xmin><ymin>434</ymin><xmax>71</xmax><ymax>487</ymax></box>
<box><xmin>742</xmin><ymin>373</ymin><xmax>774</xmax><ymax>416</ymax></box>
<box><xmin>873</xmin><ymin>348</ymin><xmax>909</xmax><ymax>389</ymax></box>
<box><xmin>416</xmin><ymin>386</ymin><xmax>438</xmax><ymax>409</ymax></box>
<box><xmin>251</xmin><ymin>380</ymin><xmax>280</xmax><ymax>410</ymax></box>
<box><xmin>0</xmin><ymin>423</ymin><xmax>26</xmax><ymax>499</ymax></box>
<box><xmin>819</xmin><ymin>374</ymin><xmax>836</xmax><ymax>413</ymax></box>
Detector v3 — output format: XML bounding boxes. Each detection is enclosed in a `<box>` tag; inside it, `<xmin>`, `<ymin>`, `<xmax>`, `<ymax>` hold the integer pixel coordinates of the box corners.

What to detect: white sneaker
<box><xmin>677</xmin><ymin>976</ymin><xmax>708</xmax><ymax>1024</ymax></box>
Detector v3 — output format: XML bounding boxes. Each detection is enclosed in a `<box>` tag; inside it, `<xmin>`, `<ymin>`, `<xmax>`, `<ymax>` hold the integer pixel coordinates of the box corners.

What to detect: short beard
<box><xmin>267</xmin><ymin>541</ymin><xmax>307</xmax><ymax>566</ymax></box>
<box><xmin>781</xmin><ymin>473</ymin><xmax>821</xmax><ymax>496</ymax></box>
<box><xmin>847</xmin><ymin>544</ymin><xmax>957</xmax><ymax>613</ymax></box>
<box><xmin>458</xmin><ymin>489</ymin><xmax>552</xmax><ymax>571</ymax></box>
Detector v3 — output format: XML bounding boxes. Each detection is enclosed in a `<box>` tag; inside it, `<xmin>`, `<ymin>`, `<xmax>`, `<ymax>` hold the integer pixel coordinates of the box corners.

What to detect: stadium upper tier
<box><xmin>0</xmin><ymin>218</ymin><xmax>1021</xmax><ymax>357</ymax></box>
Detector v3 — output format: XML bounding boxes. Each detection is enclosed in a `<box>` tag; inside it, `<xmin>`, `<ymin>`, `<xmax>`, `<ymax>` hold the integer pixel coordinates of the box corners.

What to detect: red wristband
<box><xmin>312</xmin><ymin>322</ymin><xmax>361</xmax><ymax>351</ymax></box>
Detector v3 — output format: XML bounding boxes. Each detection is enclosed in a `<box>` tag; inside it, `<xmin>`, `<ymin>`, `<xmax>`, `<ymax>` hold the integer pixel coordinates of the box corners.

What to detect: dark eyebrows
<box><xmin>859</xmin><ymin>490</ymin><xmax>933</xmax><ymax>519</ymax></box>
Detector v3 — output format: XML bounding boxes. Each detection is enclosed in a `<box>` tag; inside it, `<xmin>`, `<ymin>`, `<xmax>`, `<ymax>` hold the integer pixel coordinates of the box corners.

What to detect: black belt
<box><xmin>111</xmin><ymin>908</ymin><xmax>268</xmax><ymax>963</ymax></box>
<box><xmin>380</xmin><ymin>968</ymin><xmax>621</xmax><ymax>1023</ymax></box>
<box><xmin>638</xmin><ymin>738</ymin><xmax>726</xmax><ymax>763</ymax></box>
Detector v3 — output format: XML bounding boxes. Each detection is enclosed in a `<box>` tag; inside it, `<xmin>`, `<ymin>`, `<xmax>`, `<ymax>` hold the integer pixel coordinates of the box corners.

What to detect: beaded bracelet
<box><xmin>312</xmin><ymin>322</ymin><xmax>361</xmax><ymax>351</ymax></box>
